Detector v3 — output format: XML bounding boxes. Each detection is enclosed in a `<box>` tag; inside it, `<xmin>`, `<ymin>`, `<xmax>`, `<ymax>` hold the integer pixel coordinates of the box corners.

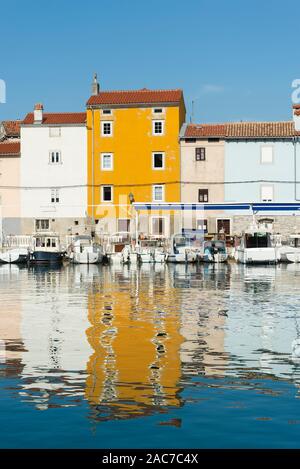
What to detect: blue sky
<box><xmin>0</xmin><ymin>0</ymin><xmax>299</xmax><ymax>123</ymax></box>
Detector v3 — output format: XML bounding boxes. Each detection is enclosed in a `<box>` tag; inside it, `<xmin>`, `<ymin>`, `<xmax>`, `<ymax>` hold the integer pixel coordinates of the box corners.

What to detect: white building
<box><xmin>20</xmin><ymin>104</ymin><xmax>87</xmax><ymax>236</ymax></box>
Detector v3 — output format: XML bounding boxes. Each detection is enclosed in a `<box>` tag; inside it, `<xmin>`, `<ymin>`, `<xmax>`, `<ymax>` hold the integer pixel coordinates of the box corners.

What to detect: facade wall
<box><xmin>180</xmin><ymin>138</ymin><xmax>225</xmax><ymax>203</ymax></box>
<box><xmin>20</xmin><ymin>124</ymin><xmax>87</xmax><ymax>235</ymax></box>
<box><xmin>0</xmin><ymin>156</ymin><xmax>21</xmax><ymax>236</ymax></box>
<box><xmin>87</xmin><ymin>103</ymin><xmax>185</xmax><ymax>235</ymax></box>
<box><xmin>224</xmin><ymin>139</ymin><xmax>300</xmax><ymax>203</ymax></box>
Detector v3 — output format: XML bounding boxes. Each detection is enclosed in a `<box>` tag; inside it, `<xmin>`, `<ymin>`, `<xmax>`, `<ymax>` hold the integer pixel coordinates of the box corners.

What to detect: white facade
<box><xmin>20</xmin><ymin>116</ymin><xmax>87</xmax><ymax>233</ymax></box>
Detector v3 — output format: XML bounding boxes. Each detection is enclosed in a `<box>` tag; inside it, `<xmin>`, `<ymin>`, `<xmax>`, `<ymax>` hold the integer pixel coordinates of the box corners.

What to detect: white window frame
<box><xmin>49</xmin><ymin>127</ymin><xmax>61</xmax><ymax>137</ymax></box>
<box><xmin>216</xmin><ymin>218</ymin><xmax>231</xmax><ymax>234</ymax></box>
<box><xmin>261</xmin><ymin>184</ymin><xmax>274</xmax><ymax>202</ymax></box>
<box><xmin>101</xmin><ymin>185</ymin><xmax>113</xmax><ymax>203</ymax></box>
<box><xmin>101</xmin><ymin>153</ymin><xmax>113</xmax><ymax>171</ymax></box>
<box><xmin>260</xmin><ymin>145</ymin><xmax>274</xmax><ymax>164</ymax></box>
<box><xmin>152</xmin><ymin>120</ymin><xmax>164</xmax><ymax>136</ymax></box>
<box><xmin>152</xmin><ymin>152</ymin><xmax>165</xmax><ymax>170</ymax></box>
<box><xmin>101</xmin><ymin>121</ymin><xmax>113</xmax><ymax>137</ymax></box>
<box><xmin>35</xmin><ymin>219</ymin><xmax>50</xmax><ymax>231</ymax></box>
<box><xmin>152</xmin><ymin>184</ymin><xmax>165</xmax><ymax>202</ymax></box>
<box><xmin>49</xmin><ymin>150</ymin><xmax>62</xmax><ymax>165</ymax></box>
<box><xmin>153</xmin><ymin>107</ymin><xmax>164</xmax><ymax>114</ymax></box>
<box><xmin>196</xmin><ymin>218</ymin><xmax>208</xmax><ymax>233</ymax></box>
<box><xmin>117</xmin><ymin>218</ymin><xmax>130</xmax><ymax>232</ymax></box>
<box><xmin>150</xmin><ymin>216</ymin><xmax>166</xmax><ymax>236</ymax></box>
<box><xmin>50</xmin><ymin>188</ymin><xmax>60</xmax><ymax>204</ymax></box>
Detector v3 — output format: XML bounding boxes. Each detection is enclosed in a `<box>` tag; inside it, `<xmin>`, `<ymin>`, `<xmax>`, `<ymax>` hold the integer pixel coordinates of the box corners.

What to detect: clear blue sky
<box><xmin>0</xmin><ymin>0</ymin><xmax>299</xmax><ymax>123</ymax></box>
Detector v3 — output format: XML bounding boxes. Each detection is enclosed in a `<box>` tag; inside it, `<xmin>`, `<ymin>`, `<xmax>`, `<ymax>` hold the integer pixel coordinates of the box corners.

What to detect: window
<box><xmin>49</xmin><ymin>151</ymin><xmax>61</xmax><ymax>164</ymax></box>
<box><xmin>152</xmin><ymin>120</ymin><xmax>164</xmax><ymax>135</ymax></box>
<box><xmin>185</xmin><ymin>138</ymin><xmax>196</xmax><ymax>143</ymax></box>
<box><xmin>51</xmin><ymin>189</ymin><xmax>59</xmax><ymax>203</ymax></box>
<box><xmin>35</xmin><ymin>219</ymin><xmax>50</xmax><ymax>231</ymax></box>
<box><xmin>152</xmin><ymin>217</ymin><xmax>165</xmax><ymax>236</ymax></box>
<box><xmin>261</xmin><ymin>185</ymin><xmax>273</xmax><ymax>202</ymax></box>
<box><xmin>261</xmin><ymin>146</ymin><xmax>274</xmax><ymax>164</ymax></box>
<box><xmin>101</xmin><ymin>185</ymin><xmax>113</xmax><ymax>202</ymax></box>
<box><xmin>152</xmin><ymin>152</ymin><xmax>164</xmax><ymax>169</ymax></box>
<box><xmin>118</xmin><ymin>219</ymin><xmax>130</xmax><ymax>232</ymax></box>
<box><xmin>101</xmin><ymin>153</ymin><xmax>113</xmax><ymax>170</ymax></box>
<box><xmin>153</xmin><ymin>185</ymin><xmax>164</xmax><ymax>202</ymax></box>
<box><xmin>49</xmin><ymin>127</ymin><xmax>61</xmax><ymax>137</ymax></box>
<box><xmin>195</xmin><ymin>147</ymin><xmax>206</xmax><ymax>161</ymax></box>
<box><xmin>198</xmin><ymin>189</ymin><xmax>209</xmax><ymax>203</ymax></box>
<box><xmin>208</xmin><ymin>138</ymin><xmax>220</xmax><ymax>142</ymax></box>
<box><xmin>217</xmin><ymin>219</ymin><xmax>231</xmax><ymax>235</ymax></box>
<box><xmin>101</xmin><ymin>121</ymin><xmax>113</xmax><ymax>136</ymax></box>
<box><xmin>197</xmin><ymin>219</ymin><xmax>208</xmax><ymax>233</ymax></box>
<box><xmin>153</xmin><ymin>108</ymin><xmax>163</xmax><ymax>114</ymax></box>
<box><xmin>74</xmin><ymin>220</ymin><xmax>79</xmax><ymax>226</ymax></box>
<box><xmin>102</xmin><ymin>109</ymin><xmax>112</xmax><ymax>115</ymax></box>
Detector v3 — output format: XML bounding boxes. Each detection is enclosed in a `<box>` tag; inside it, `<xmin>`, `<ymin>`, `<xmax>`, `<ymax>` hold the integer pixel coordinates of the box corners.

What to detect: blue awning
<box><xmin>133</xmin><ymin>202</ymin><xmax>300</xmax><ymax>212</ymax></box>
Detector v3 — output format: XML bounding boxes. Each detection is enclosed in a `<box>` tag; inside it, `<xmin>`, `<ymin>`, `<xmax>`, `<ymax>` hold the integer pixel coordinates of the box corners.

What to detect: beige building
<box><xmin>180</xmin><ymin>123</ymin><xmax>229</xmax><ymax>234</ymax></box>
<box><xmin>0</xmin><ymin>141</ymin><xmax>21</xmax><ymax>239</ymax></box>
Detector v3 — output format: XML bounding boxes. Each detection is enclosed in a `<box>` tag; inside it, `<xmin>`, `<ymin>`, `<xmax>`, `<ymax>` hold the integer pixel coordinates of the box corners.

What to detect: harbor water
<box><xmin>1</xmin><ymin>262</ymin><xmax>300</xmax><ymax>448</ymax></box>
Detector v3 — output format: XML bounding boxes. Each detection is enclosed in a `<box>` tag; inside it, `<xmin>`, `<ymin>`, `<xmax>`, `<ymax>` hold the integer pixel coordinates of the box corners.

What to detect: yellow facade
<box><xmin>87</xmin><ymin>94</ymin><xmax>186</xmax><ymax>227</ymax></box>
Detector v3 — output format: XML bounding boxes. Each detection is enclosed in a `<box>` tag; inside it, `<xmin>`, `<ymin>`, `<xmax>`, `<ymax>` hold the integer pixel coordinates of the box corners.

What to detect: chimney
<box><xmin>92</xmin><ymin>73</ymin><xmax>100</xmax><ymax>96</ymax></box>
<box><xmin>34</xmin><ymin>103</ymin><xmax>43</xmax><ymax>124</ymax></box>
<box><xmin>293</xmin><ymin>105</ymin><xmax>300</xmax><ymax>131</ymax></box>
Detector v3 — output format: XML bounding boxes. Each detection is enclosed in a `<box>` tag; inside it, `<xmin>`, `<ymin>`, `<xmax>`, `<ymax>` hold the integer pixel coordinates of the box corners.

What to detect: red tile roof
<box><xmin>22</xmin><ymin>112</ymin><xmax>86</xmax><ymax>125</ymax></box>
<box><xmin>185</xmin><ymin>124</ymin><xmax>226</xmax><ymax>138</ymax></box>
<box><xmin>184</xmin><ymin>121</ymin><xmax>300</xmax><ymax>139</ymax></box>
<box><xmin>2</xmin><ymin>120</ymin><xmax>21</xmax><ymax>137</ymax></box>
<box><xmin>0</xmin><ymin>141</ymin><xmax>20</xmax><ymax>155</ymax></box>
<box><xmin>87</xmin><ymin>88</ymin><xmax>183</xmax><ymax>106</ymax></box>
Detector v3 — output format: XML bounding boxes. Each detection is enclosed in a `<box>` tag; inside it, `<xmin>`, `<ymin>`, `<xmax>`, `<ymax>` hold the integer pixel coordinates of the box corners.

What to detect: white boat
<box><xmin>203</xmin><ymin>240</ymin><xmax>228</xmax><ymax>263</ymax></box>
<box><xmin>0</xmin><ymin>248</ymin><xmax>28</xmax><ymax>264</ymax></box>
<box><xmin>29</xmin><ymin>233</ymin><xmax>65</xmax><ymax>264</ymax></box>
<box><xmin>166</xmin><ymin>233</ymin><xmax>198</xmax><ymax>264</ymax></box>
<box><xmin>68</xmin><ymin>235</ymin><xmax>103</xmax><ymax>264</ymax></box>
<box><xmin>236</xmin><ymin>225</ymin><xmax>278</xmax><ymax>264</ymax></box>
<box><xmin>136</xmin><ymin>239</ymin><xmax>166</xmax><ymax>264</ymax></box>
<box><xmin>278</xmin><ymin>235</ymin><xmax>300</xmax><ymax>263</ymax></box>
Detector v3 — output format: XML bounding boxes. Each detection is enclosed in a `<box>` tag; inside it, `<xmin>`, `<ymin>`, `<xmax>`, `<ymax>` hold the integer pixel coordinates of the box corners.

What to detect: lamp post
<box><xmin>128</xmin><ymin>192</ymin><xmax>138</xmax><ymax>245</ymax></box>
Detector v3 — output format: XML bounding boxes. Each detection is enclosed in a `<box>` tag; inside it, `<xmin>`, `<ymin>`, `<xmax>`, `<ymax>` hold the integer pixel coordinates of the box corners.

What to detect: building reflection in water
<box><xmin>0</xmin><ymin>264</ymin><xmax>25</xmax><ymax>378</ymax></box>
<box><xmin>3</xmin><ymin>261</ymin><xmax>300</xmax><ymax>420</ymax></box>
<box><xmin>85</xmin><ymin>264</ymin><xmax>183</xmax><ymax>421</ymax></box>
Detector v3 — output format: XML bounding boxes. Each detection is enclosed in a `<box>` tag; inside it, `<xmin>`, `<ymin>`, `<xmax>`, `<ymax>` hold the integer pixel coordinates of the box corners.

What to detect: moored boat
<box><xmin>166</xmin><ymin>233</ymin><xmax>198</xmax><ymax>263</ymax></box>
<box><xmin>236</xmin><ymin>225</ymin><xmax>278</xmax><ymax>264</ymax></box>
<box><xmin>0</xmin><ymin>248</ymin><xmax>29</xmax><ymax>264</ymax></box>
<box><xmin>203</xmin><ymin>240</ymin><xmax>228</xmax><ymax>263</ymax></box>
<box><xmin>68</xmin><ymin>235</ymin><xmax>103</xmax><ymax>264</ymax></box>
<box><xmin>29</xmin><ymin>233</ymin><xmax>65</xmax><ymax>264</ymax></box>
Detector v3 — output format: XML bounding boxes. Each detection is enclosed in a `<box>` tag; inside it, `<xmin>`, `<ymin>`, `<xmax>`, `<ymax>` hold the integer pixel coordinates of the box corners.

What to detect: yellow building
<box><xmin>86</xmin><ymin>77</ymin><xmax>185</xmax><ymax>236</ymax></box>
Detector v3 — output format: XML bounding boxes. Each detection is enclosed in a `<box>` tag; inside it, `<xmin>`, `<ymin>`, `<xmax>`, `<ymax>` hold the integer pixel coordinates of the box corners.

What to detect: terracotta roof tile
<box><xmin>184</xmin><ymin>121</ymin><xmax>300</xmax><ymax>138</ymax></box>
<box><xmin>2</xmin><ymin>120</ymin><xmax>21</xmax><ymax>137</ymax></box>
<box><xmin>0</xmin><ymin>141</ymin><xmax>20</xmax><ymax>155</ymax></box>
<box><xmin>87</xmin><ymin>88</ymin><xmax>183</xmax><ymax>106</ymax></box>
<box><xmin>185</xmin><ymin>124</ymin><xmax>226</xmax><ymax>138</ymax></box>
<box><xmin>22</xmin><ymin>112</ymin><xmax>86</xmax><ymax>125</ymax></box>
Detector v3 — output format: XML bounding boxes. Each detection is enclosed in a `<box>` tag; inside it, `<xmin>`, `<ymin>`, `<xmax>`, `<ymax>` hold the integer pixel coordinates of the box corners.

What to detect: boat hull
<box><xmin>31</xmin><ymin>251</ymin><xmax>64</xmax><ymax>264</ymax></box>
<box><xmin>0</xmin><ymin>249</ymin><xmax>28</xmax><ymax>264</ymax></box>
<box><xmin>237</xmin><ymin>247</ymin><xmax>278</xmax><ymax>265</ymax></box>
<box><xmin>72</xmin><ymin>252</ymin><xmax>103</xmax><ymax>264</ymax></box>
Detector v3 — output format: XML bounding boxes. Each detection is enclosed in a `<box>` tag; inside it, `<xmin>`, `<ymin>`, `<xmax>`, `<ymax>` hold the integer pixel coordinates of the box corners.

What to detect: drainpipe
<box><xmin>294</xmin><ymin>137</ymin><xmax>300</xmax><ymax>201</ymax></box>
<box><xmin>91</xmin><ymin>108</ymin><xmax>95</xmax><ymax>225</ymax></box>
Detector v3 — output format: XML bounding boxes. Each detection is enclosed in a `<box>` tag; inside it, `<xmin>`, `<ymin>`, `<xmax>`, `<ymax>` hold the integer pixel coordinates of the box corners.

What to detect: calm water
<box><xmin>1</xmin><ymin>262</ymin><xmax>300</xmax><ymax>448</ymax></box>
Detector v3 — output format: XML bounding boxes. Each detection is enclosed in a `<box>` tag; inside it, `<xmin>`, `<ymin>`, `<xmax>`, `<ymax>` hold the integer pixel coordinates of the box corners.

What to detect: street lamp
<box><xmin>128</xmin><ymin>192</ymin><xmax>135</xmax><ymax>204</ymax></box>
